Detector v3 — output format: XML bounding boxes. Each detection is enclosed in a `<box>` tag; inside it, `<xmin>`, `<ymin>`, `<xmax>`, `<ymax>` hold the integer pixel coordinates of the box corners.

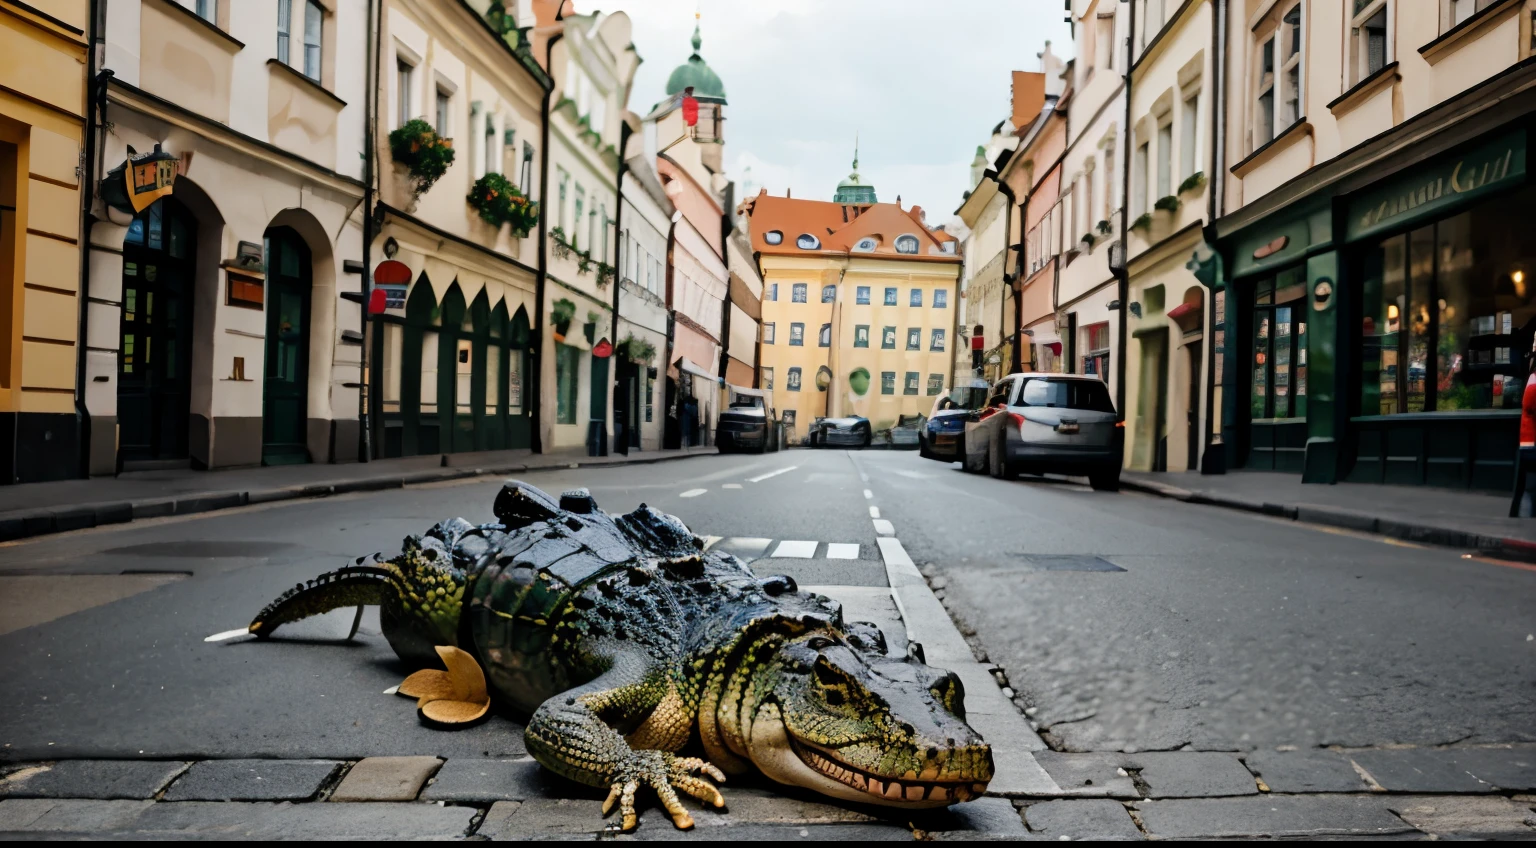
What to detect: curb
<box><xmin>1120</xmin><ymin>477</ymin><xmax>1536</xmax><ymax>564</ymax></box>
<box><xmin>0</xmin><ymin>451</ymin><xmax>713</xmax><ymax>544</ymax></box>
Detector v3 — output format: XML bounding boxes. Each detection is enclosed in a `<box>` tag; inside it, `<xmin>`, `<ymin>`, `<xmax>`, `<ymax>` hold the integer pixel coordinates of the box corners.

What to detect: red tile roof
<box><xmin>740</xmin><ymin>190</ymin><xmax>960</xmax><ymax>263</ymax></box>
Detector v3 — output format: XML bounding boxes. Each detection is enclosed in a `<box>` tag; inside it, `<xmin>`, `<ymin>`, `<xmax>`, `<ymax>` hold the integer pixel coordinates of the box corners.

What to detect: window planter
<box><xmin>551</xmin><ymin>298</ymin><xmax>576</xmax><ymax>340</ymax></box>
<box><xmin>1080</xmin><ymin>233</ymin><xmax>1097</xmax><ymax>250</ymax></box>
<box><xmin>1131</xmin><ymin>212</ymin><xmax>1153</xmax><ymax>232</ymax></box>
<box><xmin>389</xmin><ymin>119</ymin><xmax>455</xmax><ymax>196</ymax></box>
<box><xmin>1177</xmin><ymin>171</ymin><xmax>1206</xmax><ymax>196</ymax></box>
<box><xmin>1154</xmin><ymin>195</ymin><xmax>1181</xmax><ymax>214</ymax></box>
<box><xmin>550</xmin><ymin>227</ymin><xmax>574</xmax><ymax>260</ymax></box>
<box><xmin>466</xmin><ymin>173</ymin><xmax>539</xmax><ymax>237</ymax></box>
<box><xmin>596</xmin><ymin>263</ymin><xmax>615</xmax><ymax>289</ymax></box>
<box><xmin>1096</xmin><ymin>219</ymin><xmax>1112</xmax><ymax>236</ymax></box>
<box><xmin>619</xmin><ymin>334</ymin><xmax>655</xmax><ymax>363</ymax></box>
<box><xmin>576</xmin><ymin>252</ymin><xmax>594</xmax><ymax>275</ymax></box>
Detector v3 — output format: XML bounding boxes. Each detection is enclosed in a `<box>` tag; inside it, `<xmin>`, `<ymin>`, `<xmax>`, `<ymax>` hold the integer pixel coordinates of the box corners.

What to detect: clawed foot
<box><xmin>601</xmin><ymin>751</ymin><xmax>727</xmax><ymax>831</ymax></box>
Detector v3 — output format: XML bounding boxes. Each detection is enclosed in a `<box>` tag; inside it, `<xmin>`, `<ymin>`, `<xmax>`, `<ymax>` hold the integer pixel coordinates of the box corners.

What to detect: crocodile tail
<box><xmin>248</xmin><ymin>565</ymin><xmax>393</xmax><ymax>638</ymax></box>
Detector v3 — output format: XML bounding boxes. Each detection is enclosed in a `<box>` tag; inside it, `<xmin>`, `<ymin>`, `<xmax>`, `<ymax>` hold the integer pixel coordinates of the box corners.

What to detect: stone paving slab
<box><xmin>1132</xmin><ymin>794</ymin><xmax>1417</xmax><ymax>839</ymax></box>
<box><xmin>922</xmin><ymin>797</ymin><xmax>1029</xmax><ymax>841</ymax></box>
<box><xmin>1387</xmin><ymin>795</ymin><xmax>1536</xmax><ymax>839</ymax></box>
<box><xmin>1415</xmin><ymin>745</ymin><xmax>1536</xmax><ymax>792</ymax></box>
<box><xmin>419</xmin><ymin>756</ymin><xmax>548</xmax><ymax>803</ymax></box>
<box><xmin>1350</xmin><ymin>747</ymin><xmax>1502</xmax><ymax>794</ymax></box>
<box><xmin>1030</xmin><ymin>752</ymin><xmax>1140</xmax><ymax>798</ymax></box>
<box><xmin>0</xmin><ymin>760</ymin><xmax>188</xmax><ymax>799</ymax></box>
<box><xmin>1021</xmin><ymin>799</ymin><xmax>1143</xmax><ymax>841</ymax></box>
<box><xmin>1132</xmin><ymin>752</ymin><xmax>1259</xmax><ymax>798</ymax></box>
<box><xmin>162</xmin><ymin>759</ymin><xmax>342</xmax><ymax>802</ymax></box>
<box><xmin>113</xmin><ymin>799</ymin><xmax>477</xmax><ymax>839</ymax></box>
<box><xmin>0</xmin><ymin>798</ymin><xmax>153</xmax><ymax>832</ymax></box>
<box><xmin>1242</xmin><ymin>750</ymin><xmax>1370</xmax><ymax>793</ymax></box>
<box><xmin>327</xmin><ymin>755</ymin><xmax>440</xmax><ymax>802</ymax></box>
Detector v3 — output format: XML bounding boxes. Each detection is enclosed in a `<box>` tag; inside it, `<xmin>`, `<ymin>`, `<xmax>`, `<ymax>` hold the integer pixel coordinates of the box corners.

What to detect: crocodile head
<box><xmin>745</xmin><ymin>627</ymin><xmax>994</xmax><ymax>808</ymax></box>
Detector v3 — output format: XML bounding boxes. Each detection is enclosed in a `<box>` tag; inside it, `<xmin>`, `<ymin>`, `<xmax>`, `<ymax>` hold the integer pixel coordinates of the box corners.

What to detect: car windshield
<box><xmin>1017</xmin><ymin>378</ymin><xmax>1116</xmax><ymax>413</ymax></box>
<box><xmin>935</xmin><ymin>386</ymin><xmax>988</xmax><ymax>412</ymax></box>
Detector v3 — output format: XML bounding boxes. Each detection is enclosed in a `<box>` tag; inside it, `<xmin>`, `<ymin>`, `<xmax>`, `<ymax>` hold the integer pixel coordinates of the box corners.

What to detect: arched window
<box><xmin>854</xmin><ymin>237</ymin><xmax>877</xmax><ymax>252</ymax></box>
<box><xmin>508</xmin><ymin>305</ymin><xmax>532</xmax><ymax>448</ymax></box>
<box><xmin>796</xmin><ymin>233</ymin><xmax>821</xmax><ymax>250</ymax></box>
<box><xmin>439</xmin><ymin>284</ymin><xmax>468</xmax><ymax>453</ymax></box>
<box><xmin>764</xmin><ymin>230</ymin><xmax>783</xmax><ymax>245</ymax></box>
<box><xmin>818</xmin><ymin>323</ymin><xmax>831</xmax><ymax>346</ymax></box>
<box><xmin>895</xmin><ymin>234</ymin><xmax>920</xmax><ymax>254</ymax></box>
<box><xmin>395</xmin><ymin>279</ymin><xmax>442</xmax><ymax>456</ymax></box>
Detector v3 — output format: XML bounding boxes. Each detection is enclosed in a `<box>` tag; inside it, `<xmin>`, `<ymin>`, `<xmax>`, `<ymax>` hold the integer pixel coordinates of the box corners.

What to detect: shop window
<box><xmin>931</xmin><ymin>329</ymin><xmax>946</xmax><ymax>351</ymax></box>
<box><xmin>789</xmin><ymin>323</ymin><xmax>804</xmax><ymax>346</ymax></box>
<box><xmin>763</xmin><ymin>322</ymin><xmax>775</xmax><ymax>344</ymax></box>
<box><xmin>819</xmin><ymin>324</ymin><xmax>831</xmax><ymax>347</ymax></box>
<box><xmin>854</xmin><ymin>325</ymin><xmax>870</xmax><ymax>348</ymax></box>
<box><xmin>904</xmin><ymin>372</ymin><xmax>920</xmax><ymax>395</ymax></box>
<box><xmin>556</xmin><ymin>344</ymin><xmax>579</xmax><ymax>424</ymax></box>
<box><xmin>910</xmin><ymin>288</ymin><xmax>922</xmax><ymax>307</ymax></box>
<box><xmin>884</xmin><ymin>287</ymin><xmax>898</xmax><ymax>306</ymax></box>
<box><xmin>792</xmin><ymin>283</ymin><xmax>807</xmax><ymax>303</ymax></box>
<box><xmin>1249</xmin><ymin>266</ymin><xmax>1309</xmax><ymax>420</ymax></box>
<box><xmin>934</xmin><ymin>289</ymin><xmax>948</xmax><ymax>309</ymax></box>
<box><xmin>882</xmin><ymin>326</ymin><xmax>896</xmax><ymax>349</ymax></box>
<box><xmin>821</xmin><ymin>285</ymin><xmax>836</xmax><ymax>303</ymax></box>
<box><xmin>787</xmin><ymin>367</ymin><xmax>802</xmax><ymax>391</ymax></box>
<box><xmin>856</xmin><ymin>286</ymin><xmax>870</xmax><ymax>304</ymax></box>
<box><xmin>1350</xmin><ymin>0</ymin><xmax>1391</xmax><ymax>88</ymax></box>
<box><xmin>1083</xmin><ymin>322</ymin><xmax>1111</xmax><ymax>379</ymax></box>
<box><xmin>906</xmin><ymin>328</ymin><xmax>921</xmax><ymax>350</ymax></box>
<box><xmin>882</xmin><ymin>371</ymin><xmax>896</xmax><ymax>394</ymax></box>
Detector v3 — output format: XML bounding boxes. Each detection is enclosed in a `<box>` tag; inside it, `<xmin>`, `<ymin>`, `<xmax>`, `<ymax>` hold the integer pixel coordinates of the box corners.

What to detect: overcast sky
<box><xmin>595</xmin><ymin>0</ymin><xmax>1073</xmax><ymax>224</ymax></box>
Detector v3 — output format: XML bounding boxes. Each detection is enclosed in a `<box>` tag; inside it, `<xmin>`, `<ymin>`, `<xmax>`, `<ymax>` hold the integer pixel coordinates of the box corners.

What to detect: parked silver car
<box><xmin>962</xmin><ymin>373</ymin><xmax>1123</xmax><ymax>490</ymax></box>
<box><xmin>807</xmin><ymin>416</ymin><xmax>873</xmax><ymax>448</ymax></box>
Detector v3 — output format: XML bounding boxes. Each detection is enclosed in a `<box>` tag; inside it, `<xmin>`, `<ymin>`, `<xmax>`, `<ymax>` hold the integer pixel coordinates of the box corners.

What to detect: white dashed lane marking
<box><xmin>722</xmin><ymin>483</ymin><xmax>742</xmax><ymax>489</ymax></box>
<box><xmin>680</xmin><ymin>489</ymin><xmax>708</xmax><ymax>498</ymax></box>
<box><xmin>872</xmin><ymin>519</ymin><xmax>895</xmax><ymax>536</ymax></box>
<box><xmin>863</xmin><ymin>489</ymin><xmax>874</xmax><ymax>499</ymax></box>
<box><xmin>869</xmin><ymin>506</ymin><xmax>880</xmax><ymax>518</ymax></box>
<box><xmin>748</xmin><ymin>466</ymin><xmax>799</xmax><ymax>483</ymax></box>
<box><xmin>771</xmin><ymin>540</ymin><xmax>819</xmax><ymax>559</ymax></box>
<box><xmin>825</xmin><ymin>543</ymin><xmax>860</xmax><ymax>560</ymax></box>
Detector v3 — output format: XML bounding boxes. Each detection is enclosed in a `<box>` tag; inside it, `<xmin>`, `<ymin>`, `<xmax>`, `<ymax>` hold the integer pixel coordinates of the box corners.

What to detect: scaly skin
<box><xmin>250</xmin><ymin>482</ymin><xmax>993</xmax><ymax>831</ymax></box>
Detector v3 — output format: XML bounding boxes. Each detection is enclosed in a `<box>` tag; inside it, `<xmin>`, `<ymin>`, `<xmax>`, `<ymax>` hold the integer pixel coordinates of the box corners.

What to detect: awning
<box><xmin>675</xmin><ymin>356</ymin><xmax>721</xmax><ymax>382</ymax></box>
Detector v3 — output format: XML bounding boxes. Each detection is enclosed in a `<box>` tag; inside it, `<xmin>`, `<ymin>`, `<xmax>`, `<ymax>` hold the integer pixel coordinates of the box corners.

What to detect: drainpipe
<box><xmin>1202</xmin><ymin>0</ymin><xmax>1229</xmax><ymax>474</ymax></box>
<box><xmin>357</xmin><ymin>0</ymin><xmax>381</xmax><ymax>462</ymax></box>
<box><xmin>993</xmin><ymin>173</ymin><xmax>1020</xmax><ymax>374</ymax></box>
<box><xmin>75</xmin><ymin>2</ymin><xmax>106</xmax><ymax>479</ymax></box>
<box><xmin>1115</xmin><ymin>0</ymin><xmax>1137</xmax><ymax>421</ymax></box>
<box><xmin>534</xmin><ymin>28</ymin><xmax>565</xmax><ymax>454</ymax></box>
<box><xmin>610</xmin><ymin>120</ymin><xmax>631</xmax><ymax>452</ymax></box>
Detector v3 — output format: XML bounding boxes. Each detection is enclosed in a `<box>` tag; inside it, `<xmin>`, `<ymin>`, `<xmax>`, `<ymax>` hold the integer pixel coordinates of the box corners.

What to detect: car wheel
<box><xmin>1089</xmin><ymin>465</ymin><xmax>1121</xmax><ymax>492</ymax></box>
<box><xmin>861</xmin><ymin>428</ymin><xmax>872</xmax><ymax>448</ymax></box>
<box><xmin>810</xmin><ymin>432</ymin><xmax>820</xmax><ymax>448</ymax></box>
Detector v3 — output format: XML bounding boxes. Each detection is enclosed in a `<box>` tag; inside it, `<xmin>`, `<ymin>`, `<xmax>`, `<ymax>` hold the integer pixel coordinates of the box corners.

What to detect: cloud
<box><xmin>595</xmin><ymin>0</ymin><xmax>1071</xmax><ymax>214</ymax></box>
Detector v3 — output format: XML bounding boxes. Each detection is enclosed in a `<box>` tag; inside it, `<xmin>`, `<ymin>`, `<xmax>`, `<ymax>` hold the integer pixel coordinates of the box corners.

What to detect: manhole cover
<box><xmin>1017</xmin><ymin>555</ymin><xmax>1125</xmax><ymax>572</ymax></box>
<box><xmin>100</xmin><ymin>541</ymin><xmax>300</xmax><ymax>558</ymax></box>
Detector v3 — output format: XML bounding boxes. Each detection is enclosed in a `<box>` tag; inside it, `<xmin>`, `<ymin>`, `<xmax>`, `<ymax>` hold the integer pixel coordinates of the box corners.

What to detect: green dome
<box><xmin>833</xmin><ymin>142</ymin><xmax>877</xmax><ymax>205</ymax></box>
<box><xmin>666</xmin><ymin>24</ymin><xmax>726</xmax><ymax>103</ymax></box>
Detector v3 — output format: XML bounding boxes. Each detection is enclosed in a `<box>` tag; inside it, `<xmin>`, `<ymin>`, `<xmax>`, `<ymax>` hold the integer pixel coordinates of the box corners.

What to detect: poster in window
<box><xmin>508</xmin><ymin>353</ymin><xmax>523</xmax><ymax>411</ymax></box>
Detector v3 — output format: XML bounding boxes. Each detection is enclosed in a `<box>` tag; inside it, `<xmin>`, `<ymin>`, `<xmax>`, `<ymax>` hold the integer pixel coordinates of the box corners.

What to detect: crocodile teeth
<box><xmin>852</xmin><ymin>774</ymin><xmax>867</xmax><ymax>790</ymax></box>
<box><xmin>928</xmin><ymin>785</ymin><xmax>951</xmax><ymax>802</ymax></box>
<box><xmin>905</xmin><ymin>784</ymin><xmax>926</xmax><ymax>802</ymax></box>
<box><xmin>884</xmin><ymin>781</ymin><xmax>904</xmax><ymax>800</ymax></box>
<box><xmin>868</xmin><ymin>778</ymin><xmax>882</xmax><ymax>796</ymax></box>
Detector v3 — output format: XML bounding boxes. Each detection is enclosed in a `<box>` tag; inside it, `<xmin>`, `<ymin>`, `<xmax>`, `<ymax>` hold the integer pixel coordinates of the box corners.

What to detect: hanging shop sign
<box><xmin>592</xmin><ymin>338</ymin><xmax>613</xmax><ymax>358</ymax></box>
<box><xmin>370</xmin><ymin>260</ymin><xmax>413</xmax><ymax>313</ymax></box>
<box><xmin>1347</xmin><ymin>128</ymin><xmax>1527</xmax><ymax>242</ymax></box>
<box><xmin>100</xmin><ymin>144</ymin><xmax>183</xmax><ymax>215</ymax></box>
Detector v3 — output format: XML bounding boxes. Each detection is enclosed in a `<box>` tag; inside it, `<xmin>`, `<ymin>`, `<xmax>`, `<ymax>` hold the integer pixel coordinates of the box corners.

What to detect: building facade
<box><xmin>747</xmin><ymin>186</ymin><xmax>961</xmax><ymax>443</ymax></box>
<box><xmin>88</xmin><ymin>0</ymin><xmax>369</xmax><ymax>472</ymax></box>
<box><xmin>1017</xmin><ymin>56</ymin><xmax>1070</xmax><ymax>378</ymax></box>
<box><xmin>615</xmin><ymin>132</ymin><xmax>671</xmax><ymax>452</ymax></box>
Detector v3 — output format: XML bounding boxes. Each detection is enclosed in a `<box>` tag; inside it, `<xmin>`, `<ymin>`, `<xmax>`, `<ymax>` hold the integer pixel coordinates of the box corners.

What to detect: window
<box><xmin>1145</xmin><ymin>0</ymin><xmax>1164</xmax><ymax>42</ymax></box>
<box><xmin>904</xmin><ymin>372</ymin><xmax>920</xmax><ymax>395</ymax></box>
<box><xmin>1251</xmin><ymin>265</ymin><xmax>1309</xmax><ymax>419</ymax></box>
<box><xmin>818</xmin><ymin>324</ymin><xmax>831</xmax><ymax>347</ymax></box>
<box><xmin>881</xmin><ymin>326</ymin><xmax>896</xmax><ymax>349</ymax></box>
<box><xmin>895</xmin><ymin>234</ymin><xmax>920</xmax><ymax>254</ymax></box>
<box><xmin>1103</xmin><ymin>146</ymin><xmax>1116</xmax><ymax>221</ymax></box>
<box><xmin>934</xmin><ymin>290</ymin><xmax>948</xmax><ymax>309</ymax></box>
<box><xmin>1280</xmin><ymin>5</ymin><xmax>1301</xmax><ymax>129</ymax></box>
<box><xmin>302</xmin><ymin>0</ymin><xmax>323</xmax><ymax>81</ymax></box>
<box><xmin>277</xmin><ymin>0</ymin><xmax>292</xmax><ymax>64</ymax></box>
<box><xmin>927</xmin><ymin>374</ymin><xmax>944</xmax><ymax>395</ymax></box>
<box><xmin>1350</xmin><ymin>0</ymin><xmax>1390</xmax><ymax>88</ymax></box>
<box><xmin>930</xmin><ymin>329</ymin><xmax>946</xmax><ymax>351</ymax></box>
<box><xmin>195</xmin><ymin>0</ymin><xmax>216</xmax><ymax>23</ymax></box>
<box><xmin>854</xmin><ymin>325</ymin><xmax>870</xmax><ymax>348</ymax></box>
<box><xmin>884</xmin><ymin>287</ymin><xmax>898</xmax><ymax>306</ymax></box>
<box><xmin>1133</xmin><ymin>142</ymin><xmax>1149</xmax><ymax>216</ymax></box>
<box><xmin>435</xmin><ymin>88</ymin><xmax>451</xmax><ymax>138</ymax></box>
<box><xmin>909</xmin><ymin>288</ymin><xmax>922</xmax><ymax>307</ymax></box>
<box><xmin>1448</xmin><ymin>0</ymin><xmax>1498</xmax><ymax>28</ymax></box>
<box><xmin>768</xmin><ymin>283</ymin><xmax>778</xmax><ymax>302</ymax></box>
<box><xmin>856</xmin><ymin>286</ymin><xmax>871</xmax><ymax>304</ymax></box>
<box><xmin>1083</xmin><ymin>167</ymin><xmax>1095</xmax><ymax>244</ymax></box>
<box><xmin>396</xmin><ymin>58</ymin><xmax>414</xmax><ymax>128</ymax></box>
<box><xmin>1083</xmin><ymin>321</ymin><xmax>1111</xmax><ymax>379</ymax></box>
<box><xmin>556</xmin><ymin>344</ymin><xmax>580</xmax><ymax>424</ymax></box>
<box><xmin>854</xmin><ymin>237</ymin><xmax>877</xmax><ymax>252</ymax></box>
<box><xmin>821</xmin><ymin>284</ymin><xmax>836</xmax><ymax>303</ymax></box>
<box><xmin>906</xmin><ymin>328</ymin><xmax>921</xmax><ymax>350</ymax></box>
<box><xmin>1018</xmin><ymin>378</ymin><xmax>1117</xmax><ymax>412</ymax></box>
<box><xmin>763</xmin><ymin>322</ymin><xmax>775</xmax><ymax>344</ymax></box>
<box><xmin>765</xmin><ymin>230</ymin><xmax>783</xmax><ymax>245</ymax></box>
<box><xmin>882</xmin><ymin>371</ymin><xmax>896</xmax><ymax>394</ymax></box>
<box><xmin>1096</xmin><ymin>14</ymin><xmax>1115</xmax><ymax>71</ymax></box>
<box><xmin>557</xmin><ymin>168</ymin><xmax>569</xmax><ymax>229</ymax></box>
<box><xmin>1156</xmin><ymin>119</ymin><xmax>1173</xmax><ymax>200</ymax></box>
<box><xmin>787</xmin><ymin>367</ymin><xmax>802</xmax><ymax>391</ymax></box>
<box><xmin>574</xmin><ymin>185</ymin><xmax>585</xmax><ymax>245</ymax></box>
<box><xmin>792</xmin><ymin>283</ymin><xmax>808</xmax><ymax>303</ymax></box>
<box><xmin>486</xmin><ymin>119</ymin><xmax>498</xmax><ymax>181</ymax></box>
<box><xmin>1255</xmin><ymin>34</ymin><xmax>1276</xmax><ymax>146</ymax></box>
<box><xmin>1181</xmin><ymin>93</ymin><xmax>1199</xmax><ymax>180</ymax></box>
<box><xmin>796</xmin><ymin>233</ymin><xmax>821</xmax><ymax>250</ymax></box>
<box><xmin>763</xmin><ymin>367</ymin><xmax>774</xmax><ymax>390</ymax></box>
<box><xmin>789</xmin><ymin>323</ymin><xmax>804</xmax><ymax>346</ymax></box>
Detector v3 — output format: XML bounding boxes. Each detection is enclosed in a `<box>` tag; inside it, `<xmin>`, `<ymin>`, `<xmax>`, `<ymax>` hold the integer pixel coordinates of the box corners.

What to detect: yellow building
<box><xmin>742</xmin><ymin>165</ymin><xmax>961</xmax><ymax>442</ymax></box>
<box><xmin>0</xmin><ymin>1</ymin><xmax>87</xmax><ymax>483</ymax></box>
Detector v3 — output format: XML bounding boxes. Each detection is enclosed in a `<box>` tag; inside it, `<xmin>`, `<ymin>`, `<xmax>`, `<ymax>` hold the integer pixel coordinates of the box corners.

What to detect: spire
<box><xmin>852</xmin><ymin>132</ymin><xmax>859</xmax><ymax>174</ymax></box>
<box><xmin>834</xmin><ymin>133</ymin><xmax>877</xmax><ymax>205</ymax></box>
<box><xmin>691</xmin><ymin>9</ymin><xmax>702</xmax><ymax>54</ymax></box>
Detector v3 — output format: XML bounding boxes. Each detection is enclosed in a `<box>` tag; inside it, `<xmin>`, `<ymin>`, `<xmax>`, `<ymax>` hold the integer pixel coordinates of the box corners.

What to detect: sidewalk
<box><xmin>1122</xmin><ymin>469</ymin><xmax>1536</xmax><ymax>561</ymax></box>
<box><xmin>0</xmin><ymin>446</ymin><xmax>718</xmax><ymax>543</ymax></box>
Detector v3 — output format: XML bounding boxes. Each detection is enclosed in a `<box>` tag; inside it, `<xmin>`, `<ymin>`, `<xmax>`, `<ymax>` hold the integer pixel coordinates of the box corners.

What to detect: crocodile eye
<box><xmin>807</xmin><ymin>636</ymin><xmax>834</xmax><ymax>651</ymax></box>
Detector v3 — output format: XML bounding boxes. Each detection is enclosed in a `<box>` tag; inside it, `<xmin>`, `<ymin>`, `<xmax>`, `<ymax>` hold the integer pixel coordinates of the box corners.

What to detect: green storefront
<box><xmin>1218</xmin><ymin>125</ymin><xmax>1533</xmax><ymax>490</ymax></box>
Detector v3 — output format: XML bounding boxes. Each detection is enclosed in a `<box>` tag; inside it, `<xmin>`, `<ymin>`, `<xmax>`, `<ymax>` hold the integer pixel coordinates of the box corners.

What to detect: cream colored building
<box><xmin>0</xmin><ymin>0</ymin><xmax>88</xmax><ymax>483</ymax></box>
<box><xmin>957</xmin><ymin>135</ymin><xmax>1015</xmax><ymax>385</ymax></box>
<box><xmin>1121</xmin><ymin>0</ymin><xmax>1217</xmax><ymax>473</ymax></box>
<box><xmin>89</xmin><ymin>0</ymin><xmax>369</xmax><ymax>472</ymax></box>
<box><xmin>615</xmin><ymin>128</ymin><xmax>672</xmax><ymax>452</ymax></box>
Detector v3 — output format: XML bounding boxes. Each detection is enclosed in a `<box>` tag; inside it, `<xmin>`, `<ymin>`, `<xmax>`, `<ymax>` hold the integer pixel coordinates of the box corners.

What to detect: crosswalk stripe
<box><xmin>771</xmin><ymin>540</ymin><xmax>818</xmax><ymax>558</ymax></box>
<box><xmin>680</xmin><ymin>488</ymin><xmax>707</xmax><ymax>498</ymax></box>
<box><xmin>825</xmin><ymin>543</ymin><xmax>860</xmax><ymax>560</ymax></box>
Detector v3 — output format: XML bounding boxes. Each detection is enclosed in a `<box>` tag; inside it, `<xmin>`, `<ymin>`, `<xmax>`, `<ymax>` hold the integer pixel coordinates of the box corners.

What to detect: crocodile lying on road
<box><xmin>247</xmin><ymin>481</ymin><xmax>993</xmax><ymax>831</ymax></box>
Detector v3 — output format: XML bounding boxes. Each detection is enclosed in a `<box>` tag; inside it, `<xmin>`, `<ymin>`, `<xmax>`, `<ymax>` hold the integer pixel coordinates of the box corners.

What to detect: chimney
<box><xmin>1011</xmin><ymin>70</ymin><xmax>1047</xmax><ymax>131</ymax></box>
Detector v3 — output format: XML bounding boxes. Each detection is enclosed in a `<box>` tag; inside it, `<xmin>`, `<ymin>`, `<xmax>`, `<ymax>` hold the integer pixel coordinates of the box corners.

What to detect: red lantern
<box><xmin>682</xmin><ymin>95</ymin><xmax>699</xmax><ymax>128</ymax></box>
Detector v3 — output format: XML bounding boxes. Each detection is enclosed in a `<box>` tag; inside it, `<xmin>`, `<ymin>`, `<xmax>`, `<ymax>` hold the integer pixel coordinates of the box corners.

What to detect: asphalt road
<box><xmin>0</xmin><ymin>448</ymin><xmax>1532</xmax><ymax>764</ymax></box>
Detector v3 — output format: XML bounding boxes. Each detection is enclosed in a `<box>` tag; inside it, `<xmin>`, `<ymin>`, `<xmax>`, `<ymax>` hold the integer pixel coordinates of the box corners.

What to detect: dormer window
<box><xmin>764</xmin><ymin>230</ymin><xmax>783</xmax><ymax>245</ymax></box>
<box><xmin>854</xmin><ymin>237</ymin><xmax>877</xmax><ymax>252</ymax></box>
<box><xmin>942</xmin><ymin>242</ymin><xmax>957</xmax><ymax>255</ymax></box>
<box><xmin>796</xmin><ymin>233</ymin><xmax>821</xmax><ymax>250</ymax></box>
<box><xmin>895</xmin><ymin>234</ymin><xmax>920</xmax><ymax>254</ymax></box>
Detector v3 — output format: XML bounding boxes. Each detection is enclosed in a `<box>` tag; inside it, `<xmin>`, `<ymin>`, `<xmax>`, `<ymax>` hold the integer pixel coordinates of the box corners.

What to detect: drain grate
<box><xmin>1016</xmin><ymin>555</ymin><xmax>1126</xmax><ymax>572</ymax></box>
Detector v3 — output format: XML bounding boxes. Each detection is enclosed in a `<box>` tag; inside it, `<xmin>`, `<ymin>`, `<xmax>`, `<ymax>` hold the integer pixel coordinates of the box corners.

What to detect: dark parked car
<box><xmin>963</xmin><ymin>373</ymin><xmax>1123</xmax><ymax>490</ymax></box>
<box><xmin>716</xmin><ymin>399</ymin><xmax>771</xmax><ymax>453</ymax></box>
<box><xmin>920</xmin><ymin>380</ymin><xmax>990</xmax><ymax>461</ymax></box>
<box><xmin>807</xmin><ymin>416</ymin><xmax>872</xmax><ymax>448</ymax></box>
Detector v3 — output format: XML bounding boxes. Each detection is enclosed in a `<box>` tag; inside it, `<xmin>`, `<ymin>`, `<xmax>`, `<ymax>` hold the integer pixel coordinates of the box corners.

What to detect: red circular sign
<box><xmin>373</xmin><ymin>259</ymin><xmax>412</xmax><ymax>286</ymax></box>
<box><xmin>593</xmin><ymin>338</ymin><xmax>613</xmax><ymax>358</ymax></box>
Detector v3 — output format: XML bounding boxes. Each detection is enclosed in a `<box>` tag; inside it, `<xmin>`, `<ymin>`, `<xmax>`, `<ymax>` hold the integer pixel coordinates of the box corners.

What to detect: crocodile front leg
<box><xmin>523</xmin><ymin>650</ymin><xmax>726</xmax><ymax>831</ymax></box>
